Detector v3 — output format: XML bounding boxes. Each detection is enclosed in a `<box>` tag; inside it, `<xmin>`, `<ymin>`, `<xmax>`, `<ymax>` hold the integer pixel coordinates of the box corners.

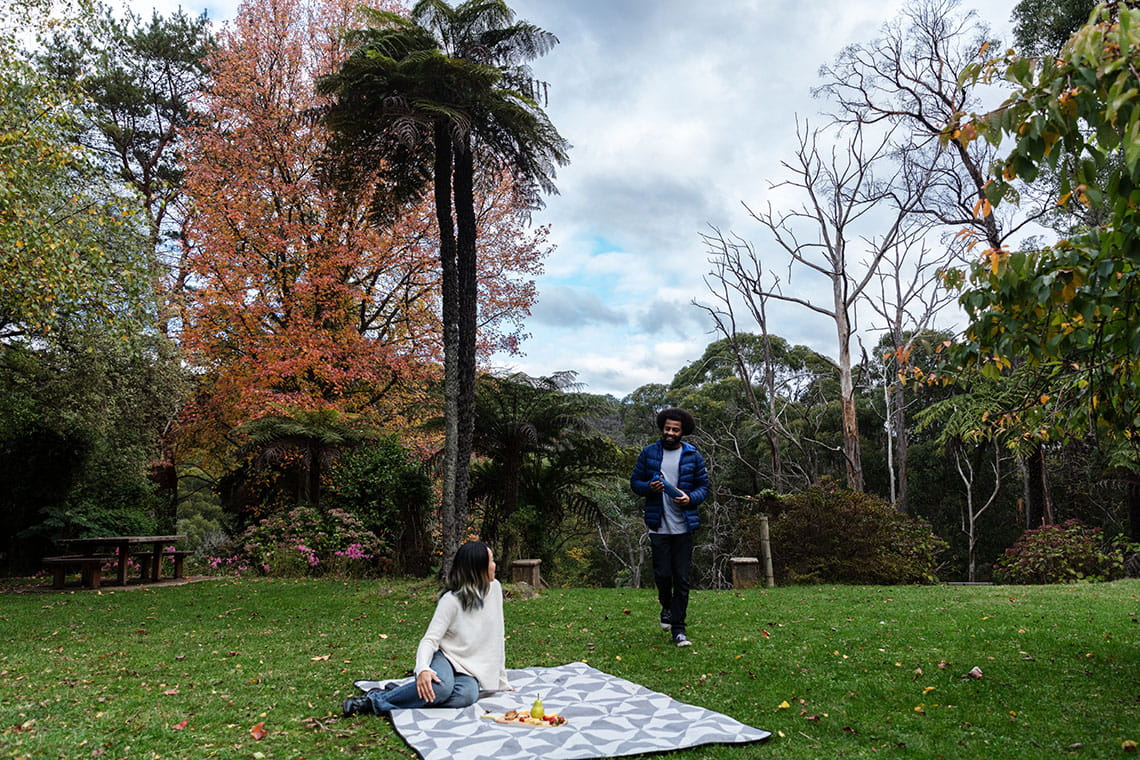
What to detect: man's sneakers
<box><xmin>661</xmin><ymin>609</ymin><xmax>692</xmax><ymax>645</ymax></box>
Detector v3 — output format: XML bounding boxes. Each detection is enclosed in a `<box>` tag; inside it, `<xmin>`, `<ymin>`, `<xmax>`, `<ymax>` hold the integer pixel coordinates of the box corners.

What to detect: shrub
<box><xmin>211</xmin><ymin>506</ymin><xmax>386</xmax><ymax>578</ymax></box>
<box><xmin>992</xmin><ymin>519</ymin><xmax>1136</xmax><ymax>584</ymax></box>
<box><xmin>328</xmin><ymin>437</ymin><xmax>433</xmax><ymax>575</ymax></box>
<box><xmin>765</xmin><ymin>482</ymin><xmax>948</xmax><ymax>584</ymax></box>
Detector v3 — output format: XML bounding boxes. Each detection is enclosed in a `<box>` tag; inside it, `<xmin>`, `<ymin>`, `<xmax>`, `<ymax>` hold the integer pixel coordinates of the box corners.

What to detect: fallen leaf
<box><xmin>171</xmin><ymin>719</ymin><xmax>188</xmax><ymax>730</ymax></box>
<box><xmin>914</xmin><ymin>705</ymin><xmax>925</xmax><ymax>714</ymax></box>
<box><xmin>777</xmin><ymin>700</ymin><xmax>791</xmax><ymax>709</ymax></box>
<box><xmin>250</xmin><ymin>722</ymin><xmax>267</xmax><ymax>740</ymax></box>
<box><xmin>964</xmin><ymin>666</ymin><xmax>983</xmax><ymax>680</ymax></box>
<box><xmin>761</xmin><ymin>630</ymin><xmax>771</xmax><ymax>638</ymax></box>
<box><xmin>1123</xmin><ymin>739</ymin><xmax>1137</xmax><ymax>752</ymax></box>
<box><xmin>310</xmin><ymin>655</ymin><xmax>330</xmax><ymax>661</ymax></box>
<box><xmin>937</xmin><ymin>660</ymin><xmax>948</xmax><ymax>670</ymax></box>
<box><xmin>163</xmin><ymin>689</ymin><xmax>179</xmax><ymax>696</ymax></box>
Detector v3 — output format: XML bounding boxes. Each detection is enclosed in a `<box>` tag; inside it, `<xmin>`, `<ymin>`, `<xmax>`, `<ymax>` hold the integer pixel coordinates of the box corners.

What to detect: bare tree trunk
<box><xmin>835</xmin><ymin>297</ymin><xmax>863</xmax><ymax>491</ymax></box>
<box><xmin>892</xmin><ymin>384</ymin><xmax>910</xmax><ymax>513</ymax></box>
<box><xmin>884</xmin><ymin>381</ymin><xmax>897</xmax><ymax>506</ymax></box>
<box><xmin>955</xmin><ymin>443</ymin><xmax>1003</xmax><ymax>582</ymax></box>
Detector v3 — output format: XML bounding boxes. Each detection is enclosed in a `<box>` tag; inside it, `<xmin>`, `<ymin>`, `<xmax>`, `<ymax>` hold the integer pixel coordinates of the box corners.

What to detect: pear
<box><xmin>530</xmin><ymin>695</ymin><xmax>544</xmax><ymax>719</ymax></box>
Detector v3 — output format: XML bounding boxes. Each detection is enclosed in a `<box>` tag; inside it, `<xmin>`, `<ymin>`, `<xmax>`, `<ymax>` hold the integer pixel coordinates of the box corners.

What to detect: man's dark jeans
<box><xmin>650</xmin><ymin>531</ymin><xmax>693</xmax><ymax>635</ymax></box>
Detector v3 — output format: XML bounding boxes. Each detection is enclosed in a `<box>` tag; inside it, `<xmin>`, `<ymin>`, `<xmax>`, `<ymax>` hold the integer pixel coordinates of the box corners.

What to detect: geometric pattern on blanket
<box><xmin>354</xmin><ymin>660</ymin><xmax>770</xmax><ymax>760</ymax></box>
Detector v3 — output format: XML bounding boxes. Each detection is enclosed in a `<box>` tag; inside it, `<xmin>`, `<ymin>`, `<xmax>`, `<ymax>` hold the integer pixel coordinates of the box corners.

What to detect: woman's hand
<box><xmin>416</xmin><ymin>668</ymin><xmax>441</xmax><ymax>703</ymax></box>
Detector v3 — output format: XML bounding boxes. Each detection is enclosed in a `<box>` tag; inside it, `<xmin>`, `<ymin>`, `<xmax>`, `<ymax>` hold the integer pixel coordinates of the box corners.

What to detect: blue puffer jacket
<box><xmin>630</xmin><ymin>441</ymin><xmax>710</xmax><ymax>531</ymax></box>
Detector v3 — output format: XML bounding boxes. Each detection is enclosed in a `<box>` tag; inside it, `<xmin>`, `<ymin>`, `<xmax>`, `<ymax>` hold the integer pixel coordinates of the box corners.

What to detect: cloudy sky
<box><xmin>159</xmin><ymin>0</ymin><xmax>1021</xmax><ymax>398</ymax></box>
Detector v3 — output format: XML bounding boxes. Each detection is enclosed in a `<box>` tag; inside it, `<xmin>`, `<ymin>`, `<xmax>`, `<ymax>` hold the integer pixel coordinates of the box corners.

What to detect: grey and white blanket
<box><xmin>354</xmin><ymin>661</ymin><xmax>770</xmax><ymax>760</ymax></box>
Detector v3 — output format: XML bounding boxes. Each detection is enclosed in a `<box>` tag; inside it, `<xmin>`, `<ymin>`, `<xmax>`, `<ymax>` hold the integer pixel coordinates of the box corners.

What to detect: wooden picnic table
<box><xmin>55</xmin><ymin>535</ymin><xmax>187</xmax><ymax>586</ymax></box>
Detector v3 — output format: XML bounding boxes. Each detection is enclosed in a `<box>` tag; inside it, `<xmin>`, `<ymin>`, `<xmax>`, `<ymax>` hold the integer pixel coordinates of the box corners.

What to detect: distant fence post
<box><xmin>759</xmin><ymin>514</ymin><xmax>775</xmax><ymax>588</ymax></box>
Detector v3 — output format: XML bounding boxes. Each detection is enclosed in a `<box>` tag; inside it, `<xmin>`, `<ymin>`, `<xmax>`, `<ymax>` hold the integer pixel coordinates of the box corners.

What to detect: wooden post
<box><xmin>510</xmin><ymin>558</ymin><xmax>542</xmax><ymax>587</ymax></box>
<box><xmin>730</xmin><ymin>557</ymin><xmax>760</xmax><ymax>589</ymax></box>
<box><xmin>759</xmin><ymin>514</ymin><xmax>775</xmax><ymax>588</ymax></box>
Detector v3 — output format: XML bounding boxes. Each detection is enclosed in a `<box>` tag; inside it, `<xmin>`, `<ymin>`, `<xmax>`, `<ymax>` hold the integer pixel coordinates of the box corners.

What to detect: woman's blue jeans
<box><xmin>365</xmin><ymin>650</ymin><xmax>479</xmax><ymax>712</ymax></box>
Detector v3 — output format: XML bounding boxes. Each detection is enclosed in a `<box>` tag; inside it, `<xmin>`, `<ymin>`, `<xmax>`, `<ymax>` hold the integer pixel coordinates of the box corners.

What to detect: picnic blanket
<box><xmin>353</xmin><ymin>661</ymin><xmax>770</xmax><ymax>760</ymax></box>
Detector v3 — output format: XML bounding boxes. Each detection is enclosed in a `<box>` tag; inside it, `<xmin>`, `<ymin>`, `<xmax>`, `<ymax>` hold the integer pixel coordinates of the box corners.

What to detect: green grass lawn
<box><xmin>2</xmin><ymin>576</ymin><xmax>1137</xmax><ymax>759</ymax></box>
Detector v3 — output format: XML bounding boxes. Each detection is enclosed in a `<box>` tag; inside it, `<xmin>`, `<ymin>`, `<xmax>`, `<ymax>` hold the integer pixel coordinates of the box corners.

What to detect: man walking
<box><xmin>630</xmin><ymin>407</ymin><xmax>709</xmax><ymax>647</ymax></box>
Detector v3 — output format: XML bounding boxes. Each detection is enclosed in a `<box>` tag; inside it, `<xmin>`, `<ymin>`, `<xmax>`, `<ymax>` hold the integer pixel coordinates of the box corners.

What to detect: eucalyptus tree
<box><xmin>702</xmin><ymin>118</ymin><xmax>929</xmax><ymax>492</ymax></box>
<box><xmin>815</xmin><ymin>0</ymin><xmax>1043</xmax><ymax>251</ymax></box>
<box><xmin>666</xmin><ymin>331</ymin><xmax>837</xmax><ymax>494</ymax></box>
<box><xmin>816</xmin><ymin>0</ymin><xmax>1055</xmax><ymax>513</ymax></box>
<box><xmin>319</xmin><ymin>0</ymin><xmax>569</xmax><ymax>574</ymax></box>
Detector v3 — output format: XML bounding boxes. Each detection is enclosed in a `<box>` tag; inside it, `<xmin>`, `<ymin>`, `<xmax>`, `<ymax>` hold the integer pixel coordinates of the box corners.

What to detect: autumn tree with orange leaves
<box><xmin>177</xmin><ymin>0</ymin><xmax>549</xmax><ymax>519</ymax></box>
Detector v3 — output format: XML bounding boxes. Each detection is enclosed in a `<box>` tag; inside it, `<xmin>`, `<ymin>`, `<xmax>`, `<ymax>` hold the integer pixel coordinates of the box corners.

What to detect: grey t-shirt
<box><xmin>652</xmin><ymin>447</ymin><xmax>689</xmax><ymax>535</ymax></box>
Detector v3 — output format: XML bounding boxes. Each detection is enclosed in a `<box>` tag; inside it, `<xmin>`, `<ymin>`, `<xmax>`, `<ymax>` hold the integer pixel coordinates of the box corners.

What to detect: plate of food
<box><xmin>482</xmin><ymin>698</ymin><xmax>567</xmax><ymax>727</ymax></box>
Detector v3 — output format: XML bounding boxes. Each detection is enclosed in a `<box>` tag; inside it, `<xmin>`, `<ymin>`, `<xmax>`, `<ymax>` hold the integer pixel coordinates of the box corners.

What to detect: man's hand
<box><xmin>672</xmin><ymin>490</ymin><xmax>690</xmax><ymax>506</ymax></box>
<box><xmin>650</xmin><ymin>479</ymin><xmax>664</xmax><ymax>493</ymax></box>
<box><xmin>416</xmin><ymin>669</ymin><xmax>441</xmax><ymax>703</ymax></box>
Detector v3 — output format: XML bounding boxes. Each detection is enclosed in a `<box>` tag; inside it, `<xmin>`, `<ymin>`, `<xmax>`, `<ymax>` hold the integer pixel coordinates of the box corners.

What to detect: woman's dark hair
<box><xmin>656</xmin><ymin>407</ymin><xmax>695</xmax><ymax>436</ymax></box>
<box><xmin>444</xmin><ymin>541</ymin><xmax>491</xmax><ymax>611</ymax></box>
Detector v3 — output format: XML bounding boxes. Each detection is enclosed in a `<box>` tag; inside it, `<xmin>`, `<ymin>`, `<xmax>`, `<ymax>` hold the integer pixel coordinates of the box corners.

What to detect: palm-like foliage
<box><xmin>468</xmin><ymin>371</ymin><xmax>622</xmax><ymax>567</ymax></box>
<box><xmin>319</xmin><ymin>0</ymin><xmax>568</xmax><ymax>575</ymax></box>
<box><xmin>236</xmin><ymin>407</ymin><xmax>380</xmax><ymax>509</ymax></box>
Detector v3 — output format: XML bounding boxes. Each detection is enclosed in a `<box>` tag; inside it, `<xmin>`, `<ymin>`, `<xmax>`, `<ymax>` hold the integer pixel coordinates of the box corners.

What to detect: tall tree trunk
<box><xmin>834</xmin><ymin>285</ymin><xmax>863</xmax><ymax>491</ymax></box>
<box><xmin>891</xmin><ymin>383</ymin><xmax>909</xmax><ymax>513</ymax></box>
<box><xmin>433</xmin><ymin>125</ymin><xmax>461</xmax><ymax>578</ymax></box>
<box><xmin>452</xmin><ymin>140</ymin><xmax>479</xmax><ymax>564</ymax></box>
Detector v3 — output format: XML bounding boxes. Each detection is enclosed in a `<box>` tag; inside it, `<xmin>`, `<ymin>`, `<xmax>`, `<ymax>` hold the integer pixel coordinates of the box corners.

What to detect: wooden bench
<box><xmin>132</xmin><ymin>549</ymin><xmax>193</xmax><ymax>581</ymax></box>
<box><xmin>41</xmin><ymin>555</ymin><xmax>116</xmax><ymax>589</ymax></box>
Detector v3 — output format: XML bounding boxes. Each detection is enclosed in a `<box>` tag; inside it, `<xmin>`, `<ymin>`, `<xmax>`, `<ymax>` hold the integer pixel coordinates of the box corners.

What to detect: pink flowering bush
<box><xmin>209</xmin><ymin>507</ymin><xmax>386</xmax><ymax>578</ymax></box>
<box><xmin>993</xmin><ymin>520</ymin><xmax>1137</xmax><ymax>584</ymax></box>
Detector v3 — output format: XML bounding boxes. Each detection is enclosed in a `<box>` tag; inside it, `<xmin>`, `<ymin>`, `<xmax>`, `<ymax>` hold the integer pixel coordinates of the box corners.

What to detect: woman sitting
<box><xmin>342</xmin><ymin>541</ymin><xmax>510</xmax><ymax>715</ymax></box>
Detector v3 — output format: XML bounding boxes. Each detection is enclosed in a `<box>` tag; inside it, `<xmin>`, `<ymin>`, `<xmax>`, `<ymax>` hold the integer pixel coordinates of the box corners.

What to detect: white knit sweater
<box><xmin>414</xmin><ymin>579</ymin><xmax>510</xmax><ymax>690</ymax></box>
